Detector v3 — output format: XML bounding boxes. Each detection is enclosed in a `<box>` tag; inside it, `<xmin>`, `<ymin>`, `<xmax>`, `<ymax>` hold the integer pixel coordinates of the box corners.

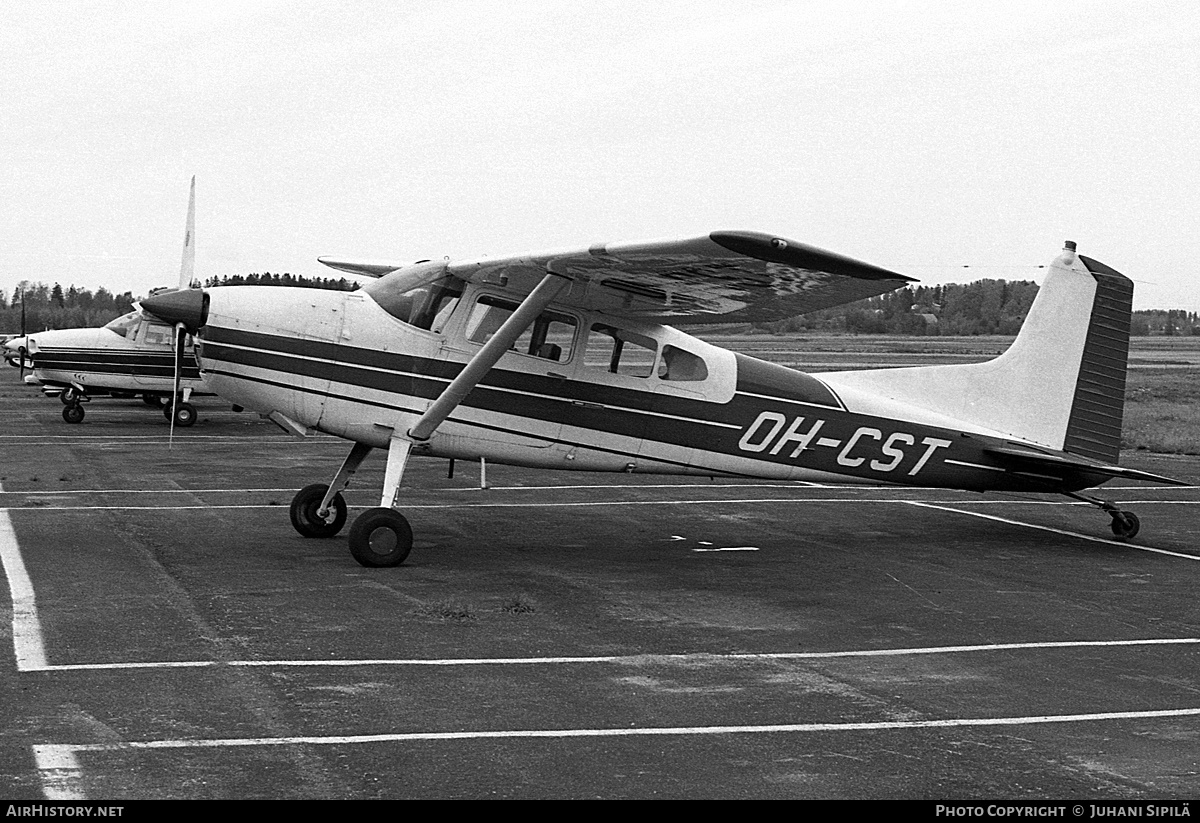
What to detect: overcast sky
<box><xmin>2</xmin><ymin>0</ymin><xmax>1197</xmax><ymax>312</ymax></box>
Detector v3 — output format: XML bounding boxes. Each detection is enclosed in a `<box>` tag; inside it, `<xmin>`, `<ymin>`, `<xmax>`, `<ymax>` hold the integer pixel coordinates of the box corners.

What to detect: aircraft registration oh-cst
<box><xmin>141</xmin><ymin>232</ymin><xmax>1185</xmax><ymax>567</ymax></box>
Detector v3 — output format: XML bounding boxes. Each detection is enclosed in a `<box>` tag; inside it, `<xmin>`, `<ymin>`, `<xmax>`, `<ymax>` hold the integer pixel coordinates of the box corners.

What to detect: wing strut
<box><xmin>406</xmin><ymin>269</ymin><xmax>570</xmax><ymax>443</ymax></box>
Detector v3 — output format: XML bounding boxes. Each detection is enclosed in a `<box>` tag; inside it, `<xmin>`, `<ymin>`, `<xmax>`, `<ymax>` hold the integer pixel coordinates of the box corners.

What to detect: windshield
<box><xmin>363</xmin><ymin>272</ymin><xmax>463</xmax><ymax>332</ymax></box>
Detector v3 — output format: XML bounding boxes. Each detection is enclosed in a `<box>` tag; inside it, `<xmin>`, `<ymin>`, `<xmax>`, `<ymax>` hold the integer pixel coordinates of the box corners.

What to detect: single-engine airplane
<box><xmin>15</xmin><ymin>178</ymin><xmax>210</xmax><ymax>425</ymax></box>
<box><xmin>141</xmin><ymin>232</ymin><xmax>1184</xmax><ymax>567</ymax></box>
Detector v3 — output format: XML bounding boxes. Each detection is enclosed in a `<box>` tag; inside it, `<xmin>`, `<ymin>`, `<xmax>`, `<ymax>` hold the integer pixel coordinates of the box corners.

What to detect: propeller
<box><xmin>178</xmin><ymin>176</ymin><xmax>196</xmax><ymax>291</ymax></box>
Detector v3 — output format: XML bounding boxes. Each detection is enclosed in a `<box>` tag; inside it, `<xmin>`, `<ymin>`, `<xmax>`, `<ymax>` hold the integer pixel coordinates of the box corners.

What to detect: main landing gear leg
<box><xmin>290</xmin><ymin>441</ymin><xmax>373</xmax><ymax>539</ymax></box>
<box><xmin>1064</xmin><ymin>491</ymin><xmax>1141</xmax><ymax>540</ymax></box>
<box><xmin>347</xmin><ymin>436</ymin><xmax>414</xmax><ymax>568</ymax></box>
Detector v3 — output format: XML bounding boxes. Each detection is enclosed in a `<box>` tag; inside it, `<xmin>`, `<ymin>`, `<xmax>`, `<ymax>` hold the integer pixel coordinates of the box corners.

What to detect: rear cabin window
<box><xmin>658</xmin><ymin>345</ymin><xmax>708</xmax><ymax>382</ymax></box>
<box><xmin>465</xmin><ymin>295</ymin><xmax>577</xmax><ymax>362</ymax></box>
<box><xmin>585</xmin><ymin>324</ymin><xmax>658</xmax><ymax>378</ymax></box>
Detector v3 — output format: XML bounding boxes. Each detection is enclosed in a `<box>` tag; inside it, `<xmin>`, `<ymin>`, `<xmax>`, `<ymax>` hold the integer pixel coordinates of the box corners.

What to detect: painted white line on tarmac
<box><xmin>24</xmin><ymin>636</ymin><xmax>1200</xmax><ymax>673</ymax></box>
<box><xmin>4</xmin><ymin>498</ymin><xmax>1198</xmax><ymax>513</ymax></box>
<box><xmin>31</xmin><ymin>745</ymin><xmax>85</xmax><ymax>801</ymax></box>
<box><xmin>0</xmin><ymin>482</ymin><xmax>50</xmax><ymax>670</ymax></box>
<box><xmin>43</xmin><ymin>705</ymin><xmax>1200</xmax><ymax>750</ymax></box>
<box><xmin>38</xmin><ymin>705</ymin><xmax>1200</xmax><ymax>800</ymax></box>
<box><xmin>904</xmin><ymin>501</ymin><xmax>1200</xmax><ymax>560</ymax></box>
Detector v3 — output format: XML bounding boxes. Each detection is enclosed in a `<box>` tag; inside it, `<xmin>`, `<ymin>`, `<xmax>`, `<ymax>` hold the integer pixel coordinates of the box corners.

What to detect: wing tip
<box><xmin>708</xmin><ymin>231</ymin><xmax>916</xmax><ymax>283</ymax></box>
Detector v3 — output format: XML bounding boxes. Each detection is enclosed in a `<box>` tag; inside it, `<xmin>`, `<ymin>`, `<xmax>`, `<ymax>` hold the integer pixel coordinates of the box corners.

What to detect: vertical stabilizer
<box><xmin>820</xmin><ymin>243</ymin><xmax>1135</xmax><ymax>460</ymax></box>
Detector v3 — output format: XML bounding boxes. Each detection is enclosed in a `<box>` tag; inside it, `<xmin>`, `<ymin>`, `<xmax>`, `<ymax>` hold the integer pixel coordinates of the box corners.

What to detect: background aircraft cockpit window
<box><xmin>103</xmin><ymin>312</ymin><xmax>141</xmax><ymax>339</ymax></box>
<box><xmin>143</xmin><ymin>324</ymin><xmax>175</xmax><ymax>347</ymax></box>
<box><xmin>585</xmin><ymin>324</ymin><xmax>657</xmax><ymax>377</ymax></box>
<box><xmin>658</xmin><ymin>345</ymin><xmax>708</xmax><ymax>382</ymax></box>
<box><xmin>363</xmin><ymin>274</ymin><xmax>463</xmax><ymax>332</ymax></box>
<box><xmin>465</xmin><ymin>295</ymin><xmax>577</xmax><ymax>362</ymax></box>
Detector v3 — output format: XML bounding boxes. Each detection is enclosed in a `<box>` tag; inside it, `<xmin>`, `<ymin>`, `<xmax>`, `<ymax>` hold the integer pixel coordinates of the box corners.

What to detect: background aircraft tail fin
<box><xmin>821</xmin><ymin>243</ymin><xmax>1134</xmax><ymax>459</ymax></box>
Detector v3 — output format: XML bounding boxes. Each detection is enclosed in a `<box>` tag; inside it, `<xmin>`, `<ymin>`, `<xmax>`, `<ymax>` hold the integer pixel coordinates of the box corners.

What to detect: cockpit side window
<box><xmin>585</xmin><ymin>324</ymin><xmax>657</xmax><ymax>378</ymax></box>
<box><xmin>143</xmin><ymin>324</ymin><xmax>174</xmax><ymax>347</ymax></box>
<box><xmin>465</xmin><ymin>295</ymin><xmax>576</xmax><ymax>362</ymax></box>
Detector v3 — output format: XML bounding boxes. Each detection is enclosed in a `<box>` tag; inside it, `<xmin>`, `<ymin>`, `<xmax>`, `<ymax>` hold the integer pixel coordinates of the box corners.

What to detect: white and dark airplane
<box><xmin>140</xmin><ymin>232</ymin><xmax>1183</xmax><ymax>567</ymax></box>
<box><xmin>11</xmin><ymin>178</ymin><xmax>209</xmax><ymax>425</ymax></box>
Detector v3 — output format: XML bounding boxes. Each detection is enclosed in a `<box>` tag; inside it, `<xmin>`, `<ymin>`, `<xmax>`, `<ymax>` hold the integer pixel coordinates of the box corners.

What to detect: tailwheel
<box><xmin>62</xmin><ymin>403</ymin><xmax>84</xmax><ymax>424</ymax></box>
<box><xmin>1110</xmin><ymin>511</ymin><xmax>1140</xmax><ymax>541</ymax></box>
<box><xmin>290</xmin><ymin>483</ymin><xmax>348</xmax><ymax>538</ymax></box>
<box><xmin>348</xmin><ymin>508</ymin><xmax>413</xmax><ymax>568</ymax></box>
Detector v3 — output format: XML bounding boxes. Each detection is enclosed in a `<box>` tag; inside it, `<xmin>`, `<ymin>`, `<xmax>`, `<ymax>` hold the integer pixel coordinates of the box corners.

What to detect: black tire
<box><xmin>1110</xmin><ymin>511</ymin><xmax>1140</xmax><ymax>540</ymax></box>
<box><xmin>143</xmin><ymin>394</ymin><xmax>164</xmax><ymax>407</ymax></box>
<box><xmin>172</xmin><ymin>402</ymin><xmax>197</xmax><ymax>427</ymax></box>
<box><xmin>290</xmin><ymin>483</ymin><xmax>348</xmax><ymax>538</ymax></box>
<box><xmin>62</xmin><ymin>404</ymin><xmax>84</xmax><ymax>424</ymax></box>
<box><xmin>348</xmin><ymin>508</ymin><xmax>413</xmax><ymax>568</ymax></box>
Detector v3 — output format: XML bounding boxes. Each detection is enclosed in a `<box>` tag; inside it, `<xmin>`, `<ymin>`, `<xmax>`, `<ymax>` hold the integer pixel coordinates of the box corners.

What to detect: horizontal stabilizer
<box><xmin>983</xmin><ymin>444</ymin><xmax>1187</xmax><ymax>486</ymax></box>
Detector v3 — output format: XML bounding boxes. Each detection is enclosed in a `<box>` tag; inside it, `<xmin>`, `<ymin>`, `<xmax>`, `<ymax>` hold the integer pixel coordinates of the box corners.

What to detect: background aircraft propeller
<box><xmin>168</xmin><ymin>321</ymin><xmax>186</xmax><ymax>447</ymax></box>
<box><xmin>18</xmin><ymin>288</ymin><xmax>27</xmax><ymax>381</ymax></box>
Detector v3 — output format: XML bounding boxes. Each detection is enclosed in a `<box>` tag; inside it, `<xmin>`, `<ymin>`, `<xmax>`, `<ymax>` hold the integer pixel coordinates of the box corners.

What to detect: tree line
<box><xmin>755</xmin><ymin>279</ymin><xmax>1200</xmax><ymax>337</ymax></box>
<box><xmin>2</xmin><ymin>274</ymin><xmax>356</xmax><ymax>333</ymax></box>
<box><xmin>3</xmin><ymin>275</ymin><xmax>1196</xmax><ymax>336</ymax></box>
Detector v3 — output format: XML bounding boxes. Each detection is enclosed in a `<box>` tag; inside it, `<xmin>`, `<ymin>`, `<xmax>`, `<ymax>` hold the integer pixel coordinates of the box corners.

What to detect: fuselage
<box><xmin>192</xmin><ymin>284</ymin><xmax>1098</xmax><ymax>495</ymax></box>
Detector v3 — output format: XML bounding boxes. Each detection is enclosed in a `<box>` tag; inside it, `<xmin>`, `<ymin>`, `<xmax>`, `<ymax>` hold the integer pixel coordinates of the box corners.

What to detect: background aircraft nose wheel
<box><xmin>290</xmin><ymin>483</ymin><xmax>348</xmax><ymax>538</ymax></box>
<box><xmin>348</xmin><ymin>508</ymin><xmax>413</xmax><ymax>567</ymax></box>
<box><xmin>62</xmin><ymin>403</ymin><xmax>84</xmax><ymax>424</ymax></box>
<box><xmin>60</xmin><ymin>387</ymin><xmax>81</xmax><ymax>405</ymax></box>
<box><xmin>1110</xmin><ymin>511</ymin><xmax>1140</xmax><ymax>540</ymax></box>
<box><xmin>143</xmin><ymin>394</ymin><xmax>164</xmax><ymax>407</ymax></box>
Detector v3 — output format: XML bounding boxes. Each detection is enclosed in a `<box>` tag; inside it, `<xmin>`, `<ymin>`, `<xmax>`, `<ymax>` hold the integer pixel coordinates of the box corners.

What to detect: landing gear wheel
<box><xmin>171</xmin><ymin>402</ymin><xmax>197</xmax><ymax>427</ymax></box>
<box><xmin>290</xmin><ymin>483</ymin><xmax>348</xmax><ymax>538</ymax></box>
<box><xmin>60</xmin><ymin>387</ymin><xmax>80</xmax><ymax>405</ymax></box>
<box><xmin>163</xmin><ymin>401</ymin><xmax>196</xmax><ymax>426</ymax></box>
<box><xmin>62</xmin><ymin>403</ymin><xmax>84</xmax><ymax>424</ymax></box>
<box><xmin>143</xmin><ymin>394</ymin><xmax>164</xmax><ymax>407</ymax></box>
<box><xmin>1110</xmin><ymin>511</ymin><xmax>1140</xmax><ymax>540</ymax></box>
<box><xmin>348</xmin><ymin>508</ymin><xmax>413</xmax><ymax>568</ymax></box>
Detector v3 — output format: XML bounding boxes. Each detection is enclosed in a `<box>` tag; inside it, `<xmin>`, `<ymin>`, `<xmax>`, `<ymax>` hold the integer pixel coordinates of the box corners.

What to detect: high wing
<box><xmin>321</xmin><ymin>231</ymin><xmax>915</xmax><ymax>322</ymax></box>
<box><xmin>316</xmin><ymin>258</ymin><xmax>406</xmax><ymax>277</ymax></box>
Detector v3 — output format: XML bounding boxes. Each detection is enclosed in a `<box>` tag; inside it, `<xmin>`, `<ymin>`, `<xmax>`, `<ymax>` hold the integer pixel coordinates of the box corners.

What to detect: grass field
<box><xmin>697</xmin><ymin>332</ymin><xmax>1200</xmax><ymax>456</ymax></box>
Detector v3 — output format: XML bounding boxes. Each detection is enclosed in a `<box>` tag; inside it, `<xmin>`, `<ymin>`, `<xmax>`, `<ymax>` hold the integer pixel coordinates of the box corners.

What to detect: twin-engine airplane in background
<box><xmin>142</xmin><ymin>231</ymin><xmax>1184</xmax><ymax>567</ymax></box>
<box><xmin>8</xmin><ymin>178</ymin><xmax>209</xmax><ymax>425</ymax></box>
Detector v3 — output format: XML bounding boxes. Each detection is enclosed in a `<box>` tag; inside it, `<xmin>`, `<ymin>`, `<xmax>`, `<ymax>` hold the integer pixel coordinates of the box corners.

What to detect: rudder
<box><xmin>1062</xmin><ymin>254</ymin><xmax>1133</xmax><ymax>463</ymax></box>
